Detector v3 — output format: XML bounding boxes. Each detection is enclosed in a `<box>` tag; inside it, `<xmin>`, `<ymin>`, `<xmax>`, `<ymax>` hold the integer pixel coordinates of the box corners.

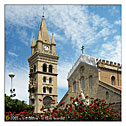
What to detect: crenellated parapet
<box><xmin>97</xmin><ymin>59</ymin><xmax>121</xmax><ymax>71</ymax></box>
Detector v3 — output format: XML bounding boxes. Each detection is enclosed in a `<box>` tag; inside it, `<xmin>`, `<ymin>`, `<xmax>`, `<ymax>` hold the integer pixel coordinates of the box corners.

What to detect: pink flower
<box><xmin>89</xmin><ymin>104</ymin><xmax>92</xmax><ymax>106</ymax></box>
<box><xmin>67</xmin><ymin>111</ymin><xmax>69</xmax><ymax>114</ymax></box>
<box><xmin>66</xmin><ymin>104</ymin><xmax>69</xmax><ymax>107</ymax></box>
<box><xmin>85</xmin><ymin>96</ymin><xmax>88</xmax><ymax>98</ymax></box>
<box><xmin>89</xmin><ymin>107</ymin><xmax>92</xmax><ymax>110</ymax></box>
<box><xmin>92</xmin><ymin>111</ymin><xmax>95</xmax><ymax>114</ymax></box>
<box><xmin>69</xmin><ymin>108</ymin><xmax>72</xmax><ymax>111</ymax></box>
<box><xmin>79</xmin><ymin>115</ymin><xmax>82</xmax><ymax>118</ymax></box>
<box><xmin>101</xmin><ymin>100</ymin><xmax>105</xmax><ymax>102</ymax></box>
<box><xmin>94</xmin><ymin>100</ymin><xmax>97</xmax><ymax>104</ymax></box>
<box><xmin>55</xmin><ymin>110</ymin><xmax>59</xmax><ymax>113</ymax></box>
<box><xmin>70</xmin><ymin>96</ymin><xmax>74</xmax><ymax>99</ymax></box>
<box><xmin>74</xmin><ymin>111</ymin><xmax>77</xmax><ymax>114</ymax></box>
<box><xmin>106</xmin><ymin>107</ymin><xmax>110</xmax><ymax>110</ymax></box>
<box><xmin>72</xmin><ymin>114</ymin><xmax>75</xmax><ymax>117</ymax></box>
<box><xmin>61</xmin><ymin>102</ymin><xmax>64</xmax><ymax>105</ymax></box>
<box><xmin>73</xmin><ymin>100</ymin><xmax>75</xmax><ymax>102</ymax></box>
<box><xmin>80</xmin><ymin>101</ymin><xmax>84</xmax><ymax>105</ymax></box>
<box><xmin>76</xmin><ymin>97</ymin><xmax>79</xmax><ymax>101</ymax></box>
<box><xmin>79</xmin><ymin>106</ymin><xmax>83</xmax><ymax>110</ymax></box>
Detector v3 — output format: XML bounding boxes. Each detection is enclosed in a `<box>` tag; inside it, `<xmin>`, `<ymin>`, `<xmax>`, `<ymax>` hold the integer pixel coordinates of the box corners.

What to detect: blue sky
<box><xmin>5</xmin><ymin>5</ymin><xmax>121</xmax><ymax>104</ymax></box>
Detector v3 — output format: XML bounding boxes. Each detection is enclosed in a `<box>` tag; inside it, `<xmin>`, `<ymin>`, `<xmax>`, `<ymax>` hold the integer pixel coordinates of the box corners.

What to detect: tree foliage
<box><xmin>5</xmin><ymin>94</ymin><xmax>34</xmax><ymax>113</ymax></box>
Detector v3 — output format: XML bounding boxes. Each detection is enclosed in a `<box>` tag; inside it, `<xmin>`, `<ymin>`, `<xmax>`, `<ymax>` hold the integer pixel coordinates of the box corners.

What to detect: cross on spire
<box><xmin>81</xmin><ymin>45</ymin><xmax>84</xmax><ymax>54</ymax></box>
<box><xmin>42</xmin><ymin>5</ymin><xmax>45</xmax><ymax>17</ymax></box>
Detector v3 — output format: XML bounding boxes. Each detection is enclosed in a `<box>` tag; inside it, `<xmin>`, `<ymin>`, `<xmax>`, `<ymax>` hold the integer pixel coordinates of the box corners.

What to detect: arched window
<box><xmin>43</xmin><ymin>64</ymin><xmax>47</xmax><ymax>72</ymax></box>
<box><xmin>49</xmin><ymin>65</ymin><xmax>53</xmax><ymax>73</ymax></box>
<box><xmin>43</xmin><ymin>87</ymin><xmax>46</xmax><ymax>93</ymax></box>
<box><xmin>31</xmin><ymin>99</ymin><xmax>35</xmax><ymax>104</ymax></box>
<box><xmin>49</xmin><ymin>77</ymin><xmax>52</xmax><ymax>83</ymax></box>
<box><xmin>34</xmin><ymin>65</ymin><xmax>36</xmax><ymax>72</ymax></box>
<box><xmin>49</xmin><ymin>87</ymin><xmax>52</xmax><ymax>93</ymax></box>
<box><xmin>81</xmin><ymin>76</ymin><xmax>85</xmax><ymax>90</ymax></box>
<box><xmin>106</xmin><ymin>91</ymin><xmax>109</xmax><ymax>99</ymax></box>
<box><xmin>73</xmin><ymin>81</ymin><xmax>76</xmax><ymax>92</ymax></box>
<box><xmin>80</xmin><ymin>66</ymin><xmax>84</xmax><ymax>73</ymax></box>
<box><xmin>89</xmin><ymin>75</ymin><xmax>93</xmax><ymax>89</ymax></box>
<box><xmin>43</xmin><ymin>76</ymin><xmax>46</xmax><ymax>82</ymax></box>
<box><xmin>111</xmin><ymin>76</ymin><xmax>115</xmax><ymax>85</ymax></box>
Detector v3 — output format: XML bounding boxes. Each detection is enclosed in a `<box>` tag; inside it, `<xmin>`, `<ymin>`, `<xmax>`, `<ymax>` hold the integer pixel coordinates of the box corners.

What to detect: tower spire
<box><xmin>31</xmin><ymin>36</ymin><xmax>35</xmax><ymax>47</ymax></box>
<box><xmin>38</xmin><ymin>14</ymin><xmax>50</xmax><ymax>42</ymax></box>
<box><xmin>51</xmin><ymin>33</ymin><xmax>56</xmax><ymax>45</ymax></box>
<box><xmin>37</xmin><ymin>30</ymin><xmax>42</xmax><ymax>41</ymax></box>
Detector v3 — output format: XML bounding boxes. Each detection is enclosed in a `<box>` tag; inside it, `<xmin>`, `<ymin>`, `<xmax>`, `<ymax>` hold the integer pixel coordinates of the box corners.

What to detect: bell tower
<box><xmin>28</xmin><ymin>16</ymin><xmax>59</xmax><ymax>113</ymax></box>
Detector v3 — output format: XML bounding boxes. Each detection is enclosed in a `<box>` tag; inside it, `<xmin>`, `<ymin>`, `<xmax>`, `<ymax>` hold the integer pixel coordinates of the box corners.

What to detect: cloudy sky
<box><xmin>5</xmin><ymin>5</ymin><xmax>121</xmax><ymax>104</ymax></box>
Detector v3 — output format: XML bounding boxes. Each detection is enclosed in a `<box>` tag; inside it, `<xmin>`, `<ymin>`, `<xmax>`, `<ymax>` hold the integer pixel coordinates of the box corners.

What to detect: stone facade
<box><xmin>28</xmin><ymin>16</ymin><xmax>59</xmax><ymax>113</ymax></box>
<box><xmin>59</xmin><ymin>55</ymin><xmax>121</xmax><ymax>112</ymax></box>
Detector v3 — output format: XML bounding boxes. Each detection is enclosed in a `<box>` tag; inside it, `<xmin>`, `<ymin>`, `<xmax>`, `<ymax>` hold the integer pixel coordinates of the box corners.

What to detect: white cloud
<box><xmin>108</xmin><ymin>6</ymin><xmax>120</xmax><ymax>16</ymax></box>
<box><xmin>102</xmin><ymin>43</ymin><xmax>115</xmax><ymax>51</ymax></box>
<box><xmin>96</xmin><ymin>27</ymin><xmax>110</xmax><ymax>37</ymax></box>
<box><xmin>57</xmin><ymin>61</ymin><xmax>73</xmax><ymax>89</ymax></box>
<box><xmin>114</xmin><ymin>35</ymin><xmax>121</xmax><ymax>41</ymax></box>
<box><xmin>104</xmin><ymin>37</ymin><xmax>108</xmax><ymax>41</ymax></box>
<box><xmin>16</xmin><ymin>28</ymin><xmax>30</xmax><ymax>46</ymax></box>
<box><xmin>5</xmin><ymin>5</ymin><xmax>120</xmax><ymax>57</ymax></box>
<box><xmin>5</xmin><ymin>5</ymin><xmax>42</xmax><ymax>28</ymax></box>
<box><xmin>48</xmin><ymin>31</ymin><xmax>66</xmax><ymax>43</ymax></box>
<box><xmin>97</xmin><ymin>35</ymin><xmax>121</xmax><ymax>63</ymax></box>
<box><xmin>8</xmin><ymin>51</ymin><xmax>18</xmax><ymax>57</ymax></box>
<box><xmin>114</xmin><ymin>20</ymin><xmax>121</xmax><ymax>25</ymax></box>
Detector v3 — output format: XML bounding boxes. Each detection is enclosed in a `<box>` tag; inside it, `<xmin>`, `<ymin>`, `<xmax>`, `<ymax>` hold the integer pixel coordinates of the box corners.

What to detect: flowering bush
<box><xmin>5</xmin><ymin>95</ymin><xmax>121</xmax><ymax>121</ymax></box>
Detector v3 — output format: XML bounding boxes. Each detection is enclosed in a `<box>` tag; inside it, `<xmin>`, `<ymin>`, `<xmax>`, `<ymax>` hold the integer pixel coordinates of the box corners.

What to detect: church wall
<box><xmin>61</xmin><ymin>63</ymin><xmax>99</xmax><ymax>106</ymax></box>
<box><xmin>99</xmin><ymin>68</ymin><xmax>121</xmax><ymax>87</ymax></box>
<box><xmin>97</xmin><ymin>83</ymin><xmax>121</xmax><ymax>112</ymax></box>
<box><xmin>97</xmin><ymin>84</ymin><xmax>121</xmax><ymax>103</ymax></box>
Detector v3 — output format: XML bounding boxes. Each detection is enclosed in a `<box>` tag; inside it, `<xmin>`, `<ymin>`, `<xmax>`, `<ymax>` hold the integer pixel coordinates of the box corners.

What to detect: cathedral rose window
<box><xmin>43</xmin><ymin>96</ymin><xmax>52</xmax><ymax>106</ymax></box>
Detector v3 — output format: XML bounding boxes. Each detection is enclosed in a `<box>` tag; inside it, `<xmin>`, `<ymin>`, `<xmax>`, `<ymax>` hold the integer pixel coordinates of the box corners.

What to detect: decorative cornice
<box><xmin>97</xmin><ymin>59</ymin><xmax>122</xmax><ymax>71</ymax></box>
<box><xmin>28</xmin><ymin>51</ymin><xmax>59</xmax><ymax>62</ymax></box>
<box><xmin>36</xmin><ymin>71</ymin><xmax>58</xmax><ymax>76</ymax></box>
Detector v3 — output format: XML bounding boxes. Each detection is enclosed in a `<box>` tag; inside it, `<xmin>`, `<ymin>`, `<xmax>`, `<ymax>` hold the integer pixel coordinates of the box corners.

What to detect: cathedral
<box><xmin>28</xmin><ymin>16</ymin><xmax>121</xmax><ymax>113</ymax></box>
<box><xmin>59</xmin><ymin>54</ymin><xmax>121</xmax><ymax>112</ymax></box>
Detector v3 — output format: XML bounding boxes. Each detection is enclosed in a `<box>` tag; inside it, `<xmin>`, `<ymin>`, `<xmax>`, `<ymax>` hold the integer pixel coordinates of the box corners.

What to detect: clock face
<box><xmin>44</xmin><ymin>45</ymin><xmax>49</xmax><ymax>51</ymax></box>
<box><xmin>43</xmin><ymin>96</ymin><xmax>52</xmax><ymax>106</ymax></box>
